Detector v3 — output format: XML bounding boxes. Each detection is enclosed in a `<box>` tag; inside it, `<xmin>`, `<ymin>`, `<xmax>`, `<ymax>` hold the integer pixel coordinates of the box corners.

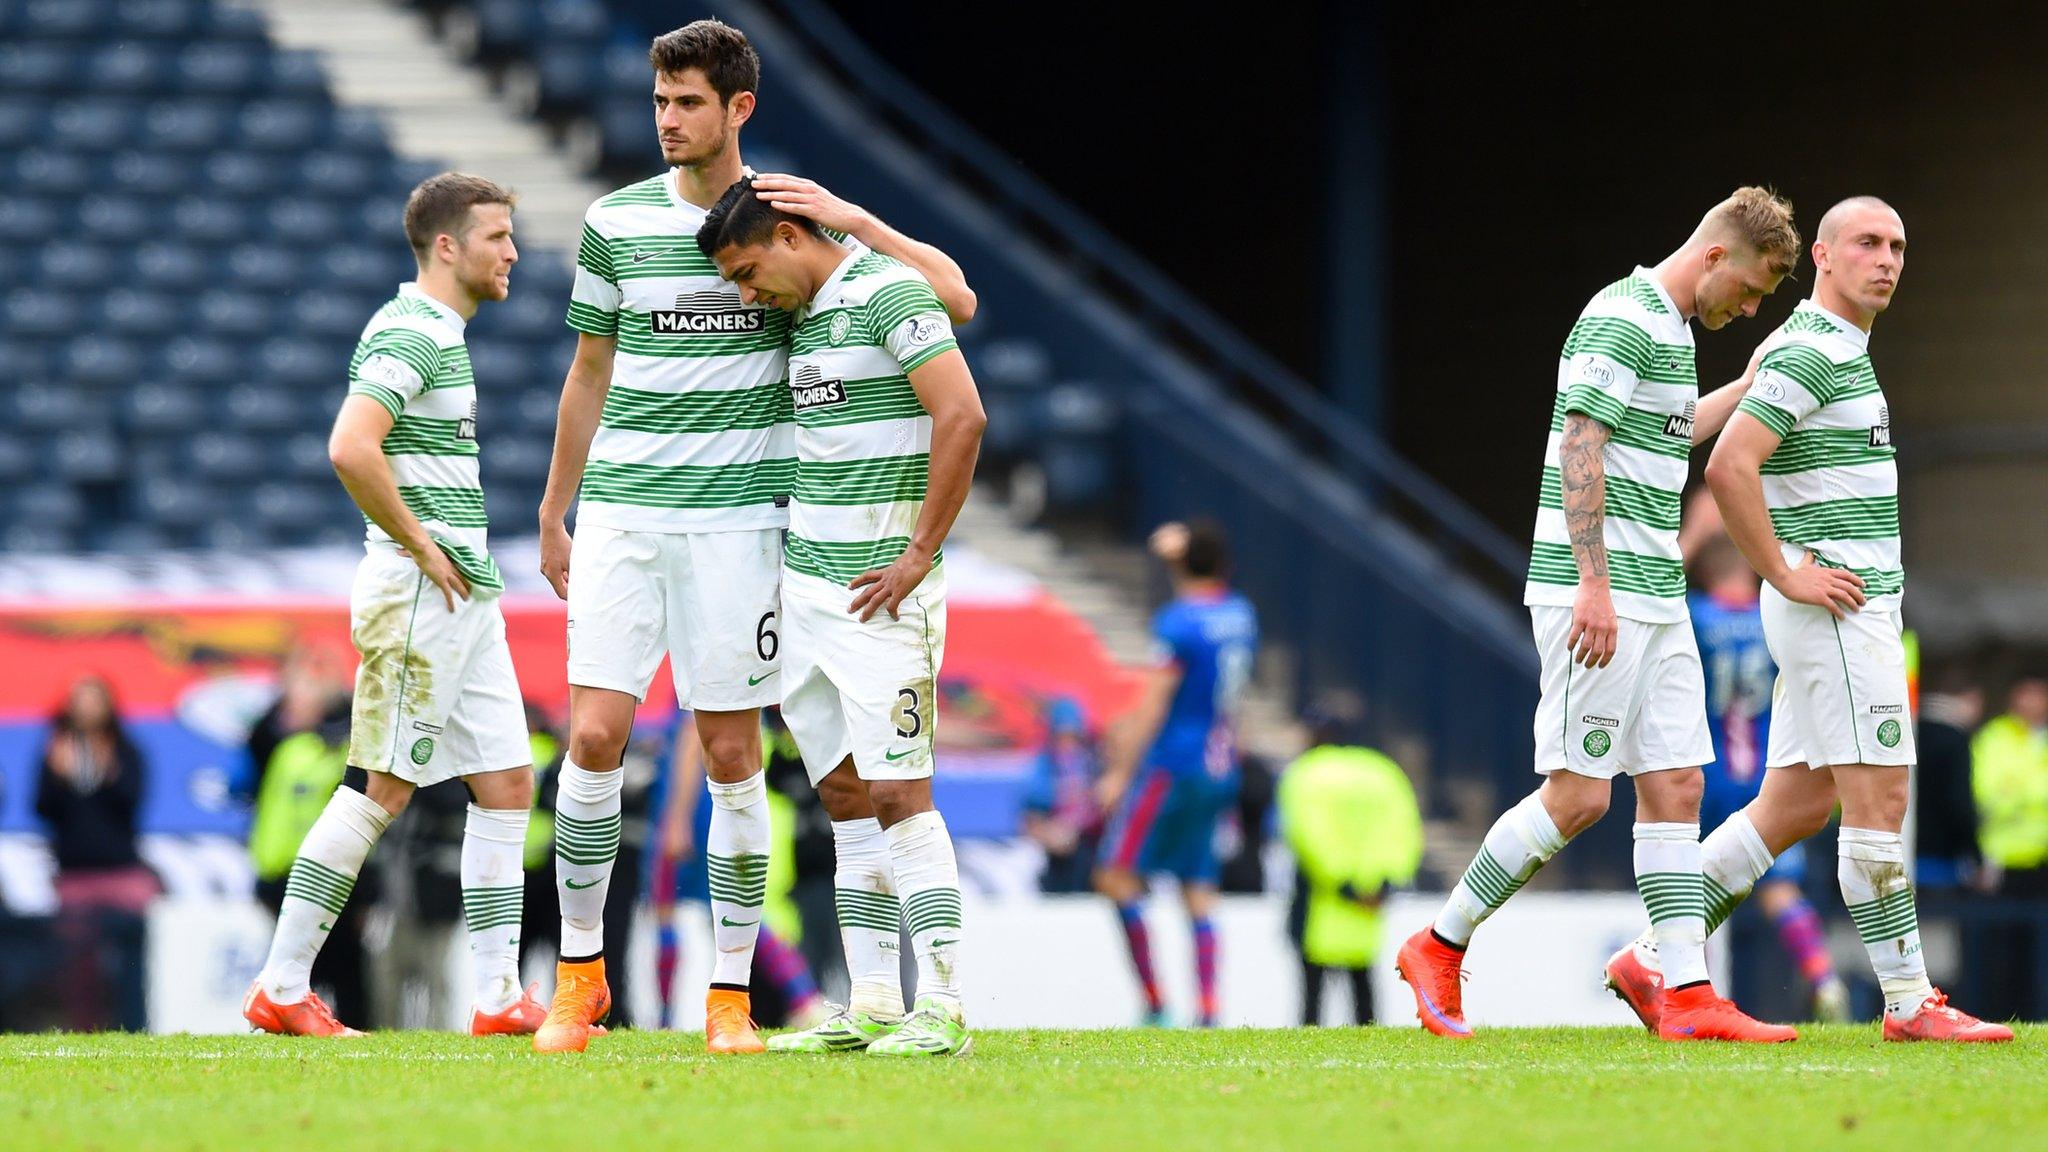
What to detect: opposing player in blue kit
<box><xmin>1095</xmin><ymin>521</ymin><xmax>1260</xmax><ymax>1027</ymax></box>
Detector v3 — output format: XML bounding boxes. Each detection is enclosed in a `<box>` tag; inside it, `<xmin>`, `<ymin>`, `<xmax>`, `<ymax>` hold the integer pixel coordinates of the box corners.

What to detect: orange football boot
<box><xmin>471</xmin><ymin>983</ymin><xmax>548</xmax><ymax>1036</ymax></box>
<box><xmin>243</xmin><ymin>984</ymin><xmax>363</xmax><ymax>1037</ymax></box>
<box><xmin>1883</xmin><ymin>991</ymin><xmax>2014</xmax><ymax>1042</ymax></box>
<box><xmin>533</xmin><ymin>959</ymin><xmax>612</xmax><ymax>1054</ymax></box>
<box><xmin>1602</xmin><ymin>943</ymin><xmax>1666</xmax><ymax>1031</ymax></box>
<box><xmin>1658</xmin><ymin>984</ymin><xmax>1797</xmax><ymax>1042</ymax></box>
<box><xmin>705</xmin><ymin>987</ymin><xmax>768</xmax><ymax>1054</ymax></box>
<box><xmin>1394</xmin><ymin>928</ymin><xmax>1473</xmax><ymax>1039</ymax></box>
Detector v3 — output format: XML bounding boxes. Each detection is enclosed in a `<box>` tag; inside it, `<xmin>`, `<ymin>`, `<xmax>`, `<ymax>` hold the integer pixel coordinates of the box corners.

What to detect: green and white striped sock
<box><xmin>1434</xmin><ymin>790</ymin><xmax>1568</xmax><ymax>947</ymax></box>
<box><xmin>554</xmin><ymin>761</ymin><xmax>621</xmax><ymax>958</ymax></box>
<box><xmin>888</xmin><ymin>810</ymin><xmax>964</xmax><ymax>1009</ymax></box>
<box><xmin>258</xmin><ymin>787</ymin><xmax>392</xmax><ymax>1002</ymax></box>
<box><xmin>706</xmin><ymin>772</ymin><xmax>770</xmax><ymax>987</ymax></box>
<box><xmin>462</xmin><ymin>804</ymin><xmax>528</xmax><ymax>1012</ymax></box>
<box><xmin>1634</xmin><ymin>822</ymin><xmax>1708</xmax><ymax>985</ymax></box>
<box><xmin>1839</xmin><ymin>826</ymin><xmax>1933</xmax><ymax>1015</ymax></box>
<box><xmin>832</xmin><ymin>817</ymin><xmax>904</xmax><ymax>1020</ymax></box>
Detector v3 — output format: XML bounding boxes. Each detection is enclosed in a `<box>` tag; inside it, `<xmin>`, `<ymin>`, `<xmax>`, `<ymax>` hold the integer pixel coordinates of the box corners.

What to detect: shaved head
<box><xmin>1817</xmin><ymin>196</ymin><xmax>1898</xmax><ymax>245</ymax></box>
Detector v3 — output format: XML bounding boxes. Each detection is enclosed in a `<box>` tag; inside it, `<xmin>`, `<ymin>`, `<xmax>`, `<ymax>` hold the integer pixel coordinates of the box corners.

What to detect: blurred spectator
<box><xmin>1277</xmin><ymin>692</ymin><xmax>1422</xmax><ymax>1026</ymax></box>
<box><xmin>1220</xmin><ymin>751</ymin><xmax>1278</xmax><ymax>894</ymax></box>
<box><xmin>1915</xmin><ymin>666</ymin><xmax>1985</xmax><ymax>890</ymax></box>
<box><xmin>371</xmin><ymin>778</ymin><xmax>469</xmax><ymax>1029</ymax></box>
<box><xmin>242</xmin><ymin>643</ymin><xmax>353</xmax><ymax>799</ymax></box>
<box><xmin>35</xmin><ymin>675</ymin><xmax>158</xmax><ymax>1030</ymax></box>
<box><xmin>1972</xmin><ymin>673</ymin><xmax>2048</xmax><ymax>891</ymax></box>
<box><xmin>762</xmin><ymin>708</ymin><xmax>847</xmax><ymax>1002</ymax></box>
<box><xmin>247</xmin><ymin>708</ymin><xmax>372</xmax><ymax>1029</ymax></box>
<box><xmin>653</xmin><ymin>711</ymin><xmax>827</xmax><ymax>1029</ymax></box>
<box><xmin>1021</xmin><ymin>697</ymin><xmax>1104</xmax><ymax>892</ymax></box>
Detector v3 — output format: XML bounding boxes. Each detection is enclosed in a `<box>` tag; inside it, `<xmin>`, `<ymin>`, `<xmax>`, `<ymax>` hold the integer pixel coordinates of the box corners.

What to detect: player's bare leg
<box><xmin>246</xmin><ymin>771</ymin><xmax>412</xmax><ymax>1037</ymax></box>
<box><xmin>535</xmin><ymin>686</ymin><xmax>632</xmax><ymax>1054</ymax></box>
<box><xmin>1832</xmin><ymin>764</ymin><xmax>2011</xmax><ymax>1042</ymax></box>
<box><xmin>1095</xmin><ymin>863</ymin><xmax>1165</xmax><ymax>1024</ymax></box>
<box><xmin>697</xmin><ymin>707</ymin><xmax>771</xmax><ymax>1053</ymax></box>
<box><xmin>771</xmin><ymin>759</ymin><xmax>904</xmax><ymax>1052</ymax></box>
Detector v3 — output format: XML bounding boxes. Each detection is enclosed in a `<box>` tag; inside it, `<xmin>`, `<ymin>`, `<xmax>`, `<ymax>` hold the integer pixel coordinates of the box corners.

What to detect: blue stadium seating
<box><xmin>0</xmin><ymin>0</ymin><xmax>600</xmax><ymax>550</ymax></box>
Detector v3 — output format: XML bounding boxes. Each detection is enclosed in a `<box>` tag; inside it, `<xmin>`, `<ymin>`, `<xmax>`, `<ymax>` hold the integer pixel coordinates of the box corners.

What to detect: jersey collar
<box><xmin>1796</xmin><ymin>300</ymin><xmax>1870</xmax><ymax>351</ymax></box>
<box><xmin>1633</xmin><ymin>265</ymin><xmax>1682</xmax><ymax>320</ymax></box>
<box><xmin>803</xmin><ymin>242</ymin><xmax>865</xmax><ymax>318</ymax></box>
<box><xmin>399</xmin><ymin>282</ymin><xmax>466</xmax><ymax>334</ymax></box>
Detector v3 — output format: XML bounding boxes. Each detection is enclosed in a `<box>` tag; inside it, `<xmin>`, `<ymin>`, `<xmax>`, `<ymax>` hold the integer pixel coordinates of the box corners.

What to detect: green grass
<box><xmin>3</xmin><ymin>1026</ymin><xmax>2041</xmax><ymax>1151</ymax></box>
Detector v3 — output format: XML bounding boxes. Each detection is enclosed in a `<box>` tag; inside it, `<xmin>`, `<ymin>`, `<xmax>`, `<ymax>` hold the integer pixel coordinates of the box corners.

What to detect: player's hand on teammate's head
<box><xmin>847</xmin><ymin>547</ymin><xmax>935</xmax><ymax>622</ymax></box>
<box><xmin>1148</xmin><ymin>521</ymin><xmax>1189</xmax><ymax>565</ymax></box>
<box><xmin>752</xmin><ymin>173</ymin><xmax>872</xmax><ymax>237</ymax></box>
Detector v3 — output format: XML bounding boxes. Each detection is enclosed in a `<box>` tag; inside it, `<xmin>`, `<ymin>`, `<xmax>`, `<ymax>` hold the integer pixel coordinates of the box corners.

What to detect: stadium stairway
<box><xmin>233</xmin><ymin>0</ymin><xmax>601</xmax><ymax>250</ymax></box>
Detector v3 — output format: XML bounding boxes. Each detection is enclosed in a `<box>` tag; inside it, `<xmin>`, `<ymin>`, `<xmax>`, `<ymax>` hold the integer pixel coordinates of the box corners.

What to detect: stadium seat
<box><xmin>115</xmin><ymin>0</ymin><xmax>208</xmax><ymax>40</ymax></box>
<box><xmin>95</xmin><ymin>522</ymin><xmax>175</xmax><ymax>554</ymax></box>
<box><xmin>49</xmin><ymin>99</ymin><xmax>129</xmax><ymax>152</ymax></box>
<box><xmin>17</xmin><ymin>0</ymin><xmax>105</xmax><ymax>41</ymax></box>
<box><xmin>109</xmin><ymin>151</ymin><xmax>202</xmax><ymax>198</ymax></box>
<box><xmin>64</xmin><ymin>336</ymin><xmax>146</xmax><ymax>388</ymax></box>
<box><xmin>222</xmin><ymin>384</ymin><xmax>303</xmax><ymax>433</ymax></box>
<box><xmin>173</xmin><ymin>43</ymin><xmax>270</xmax><ymax>97</ymax></box>
<box><xmin>0</xmin><ymin>45</ymin><xmax>74</xmax><ymax>93</ymax></box>
<box><xmin>4</xmin><ymin>522</ymin><xmax>79</xmax><ymax>553</ymax></box>
<box><xmin>205</xmin><ymin>150</ymin><xmax>286</xmax><ymax>198</ymax></box>
<box><xmin>0</xmin><ymin>99</ymin><xmax>46</xmax><ymax>149</ymax></box>
<box><xmin>3</xmin><ymin>290</ymin><xmax>87</xmax><ymax>338</ymax></box>
<box><xmin>238</xmin><ymin>98</ymin><xmax>331</xmax><ymax>151</ymax></box>
<box><xmin>249</xmin><ymin>481</ymin><xmax>347</xmax><ymax>542</ymax></box>
<box><xmin>135</xmin><ymin>476</ymin><xmax>218</xmax><ymax>530</ymax></box>
<box><xmin>196</xmin><ymin>290</ymin><xmax>279</xmax><ymax>339</ymax></box>
<box><xmin>124</xmin><ymin>381</ymin><xmax>210</xmax><ymax>433</ymax></box>
<box><xmin>78</xmin><ymin>195</ymin><xmax>158</xmax><ymax>244</ymax></box>
<box><xmin>0</xmin><ymin>335</ymin><xmax>54</xmax><ymax>380</ymax></box>
<box><xmin>173</xmin><ymin>197</ymin><xmax>251</xmax><ymax>244</ymax></box>
<box><xmin>0</xmin><ymin>195</ymin><xmax>62</xmax><ymax>243</ymax></box>
<box><xmin>86</xmin><ymin>43</ymin><xmax>169</xmax><ymax>93</ymax></box>
<box><xmin>14</xmin><ymin>148</ymin><xmax>96</xmax><ymax>195</ymax></box>
<box><xmin>0</xmin><ymin>434</ymin><xmax>36</xmax><ymax>485</ymax></box>
<box><xmin>146</xmin><ymin>99</ymin><xmax>237</xmax><ymax>153</ymax></box>
<box><xmin>278</xmin><ymin>433</ymin><xmax>336</xmax><ymax>482</ymax></box>
<box><xmin>228</xmin><ymin>243</ymin><xmax>307</xmax><ymax>291</ymax></box>
<box><xmin>187</xmin><ymin>432</ymin><xmax>267</xmax><ymax>483</ymax></box>
<box><xmin>137</xmin><ymin>242</ymin><xmax>213</xmax><ymax>292</ymax></box>
<box><xmin>7</xmin><ymin>485</ymin><xmax>87</xmax><ymax>533</ymax></box>
<box><xmin>161</xmin><ymin>336</ymin><xmax>245</xmax><ymax>383</ymax></box>
<box><xmin>37</xmin><ymin>242</ymin><xmax>116</xmax><ymax>290</ymax></box>
<box><xmin>50</xmin><ymin>430</ymin><xmax>125</xmax><ymax>484</ymax></box>
<box><xmin>105</xmin><ymin>290</ymin><xmax>187</xmax><ymax>339</ymax></box>
<box><xmin>255</xmin><ymin>338</ymin><xmax>339</xmax><ymax>390</ymax></box>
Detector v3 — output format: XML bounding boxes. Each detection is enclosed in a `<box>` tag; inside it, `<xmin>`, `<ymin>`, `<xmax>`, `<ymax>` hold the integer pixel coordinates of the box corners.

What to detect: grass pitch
<box><xmin>4</xmin><ymin>1026</ymin><xmax>2040</xmax><ymax>1151</ymax></box>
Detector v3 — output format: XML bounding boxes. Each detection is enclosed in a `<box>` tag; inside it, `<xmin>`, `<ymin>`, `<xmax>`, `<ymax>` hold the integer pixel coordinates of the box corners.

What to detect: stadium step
<box><xmin>228</xmin><ymin>0</ymin><xmax>604</xmax><ymax>252</ymax></box>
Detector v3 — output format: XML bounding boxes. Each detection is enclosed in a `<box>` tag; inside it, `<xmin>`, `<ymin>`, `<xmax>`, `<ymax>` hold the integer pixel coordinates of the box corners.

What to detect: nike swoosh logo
<box><xmin>509</xmin><ymin>938</ymin><xmax>520</xmax><ymax>947</ymax></box>
<box><xmin>747</xmin><ymin>671</ymin><xmax>774</xmax><ymax>686</ymax></box>
<box><xmin>631</xmin><ymin>250</ymin><xmax>666</xmax><ymax>263</ymax></box>
<box><xmin>720</xmin><ymin>916</ymin><xmax>759</xmax><ymax>928</ymax></box>
<box><xmin>318</xmin><ymin>921</ymin><xmax>334</xmax><ymax>932</ymax></box>
<box><xmin>884</xmin><ymin>747</ymin><xmax>917</xmax><ymax>761</ymax></box>
<box><xmin>564</xmin><ymin>878</ymin><xmax>599</xmax><ymax>890</ymax></box>
<box><xmin>929</xmin><ymin>937</ymin><xmax>959</xmax><ymax>949</ymax></box>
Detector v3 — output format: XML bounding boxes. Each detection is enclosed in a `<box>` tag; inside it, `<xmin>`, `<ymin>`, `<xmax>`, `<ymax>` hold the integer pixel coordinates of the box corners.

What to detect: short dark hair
<box><xmin>402</xmin><ymin>172</ymin><xmax>514</xmax><ymax>259</ymax></box>
<box><xmin>1182</xmin><ymin>518</ymin><xmax>1231</xmax><ymax>579</ymax></box>
<box><xmin>649</xmin><ymin>19</ymin><xmax>759</xmax><ymax>104</ymax></box>
<box><xmin>695</xmin><ymin>175</ymin><xmax>820</xmax><ymax>259</ymax></box>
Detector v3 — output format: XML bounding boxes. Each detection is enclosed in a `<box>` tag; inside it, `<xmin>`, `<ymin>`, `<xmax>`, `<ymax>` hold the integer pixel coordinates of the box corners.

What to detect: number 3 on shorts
<box><xmin>894</xmin><ymin>687</ymin><xmax>922</xmax><ymax>739</ymax></box>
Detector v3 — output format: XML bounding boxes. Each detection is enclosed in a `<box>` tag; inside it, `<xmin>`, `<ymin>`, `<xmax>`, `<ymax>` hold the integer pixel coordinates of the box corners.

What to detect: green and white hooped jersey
<box><xmin>784</xmin><ymin>247</ymin><xmax>960</xmax><ymax>591</ymax></box>
<box><xmin>1737</xmin><ymin>300</ymin><xmax>1902</xmax><ymax>611</ymax></box>
<box><xmin>1525</xmin><ymin>267</ymin><xmax>1698</xmax><ymax>624</ymax></box>
<box><xmin>346</xmin><ymin>284</ymin><xmax>501</xmax><ymax>592</ymax></box>
<box><xmin>567</xmin><ymin>171</ymin><xmax>800</xmax><ymax>533</ymax></box>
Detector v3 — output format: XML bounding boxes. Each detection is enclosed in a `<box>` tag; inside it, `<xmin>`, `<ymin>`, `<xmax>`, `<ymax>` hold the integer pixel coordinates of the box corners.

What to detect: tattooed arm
<box><xmin>1559</xmin><ymin>412</ymin><xmax>1618</xmax><ymax>668</ymax></box>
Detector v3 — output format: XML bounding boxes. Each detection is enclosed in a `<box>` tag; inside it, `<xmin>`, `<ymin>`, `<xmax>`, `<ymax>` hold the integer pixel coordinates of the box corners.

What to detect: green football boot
<box><xmin>766</xmin><ymin>1004</ymin><xmax>902</xmax><ymax>1053</ymax></box>
<box><xmin>866</xmin><ymin>996</ymin><xmax>972</xmax><ymax>1057</ymax></box>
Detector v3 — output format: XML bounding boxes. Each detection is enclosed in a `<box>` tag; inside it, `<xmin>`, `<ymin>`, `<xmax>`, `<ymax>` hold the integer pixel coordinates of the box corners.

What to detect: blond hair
<box><xmin>1701</xmin><ymin>186</ymin><xmax>1800</xmax><ymax>276</ymax></box>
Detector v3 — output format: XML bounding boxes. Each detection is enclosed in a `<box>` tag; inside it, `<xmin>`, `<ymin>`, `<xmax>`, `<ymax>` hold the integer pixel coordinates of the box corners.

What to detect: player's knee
<box><xmin>815</xmin><ymin>764</ymin><xmax>871</xmax><ymax>821</ymax></box>
<box><xmin>468</xmin><ymin>765</ymin><xmax>533</xmax><ymax>810</ymax></box>
<box><xmin>566</xmin><ymin>718</ymin><xmax>630</xmax><ymax>768</ymax></box>
<box><xmin>699</xmin><ymin>730</ymin><xmax>754</xmax><ymax>778</ymax></box>
<box><xmin>866</xmin><ymin>780</ymin><xmax>930</xmax><ymax>828</ymax></box>
<box><xmin>1540</xmin><ymin>776</ymin><xmax>1608</xmax><ymax>835</ymax></box>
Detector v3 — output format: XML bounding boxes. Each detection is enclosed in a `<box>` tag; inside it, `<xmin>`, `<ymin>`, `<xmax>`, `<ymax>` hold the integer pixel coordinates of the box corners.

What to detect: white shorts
<box><xmin>565</xmin><ymin>524</ymin><xmax>782</xmax><ymax>710</ymax></box>
<box><xmin>779</xmin><ymin>568</ymin><xmax>946</xmax><ymax>787</ymax></box>
<box><xmin>346</xmin><ymin>548</ymin><xmax>530</xmax><ymax>787</ymax></box>
<box><xmin>1761</xmin><ymin>586</ymin><xmax>1915</xmax><ymax>769</ymax></box>
<box><xmin>1530</xmin><ymin>605</ymin><xmax>1713</xmax><ymax>779</ymax></box>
